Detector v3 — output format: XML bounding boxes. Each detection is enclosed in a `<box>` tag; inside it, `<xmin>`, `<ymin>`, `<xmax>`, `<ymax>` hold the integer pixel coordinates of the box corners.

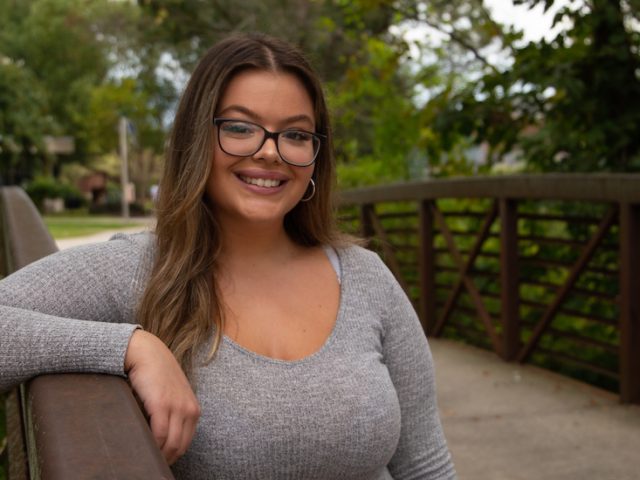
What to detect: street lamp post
<box><xmin>119</xmin><ymin>116</ymin><xmax>130</xmax><ymax>219</ymax></box>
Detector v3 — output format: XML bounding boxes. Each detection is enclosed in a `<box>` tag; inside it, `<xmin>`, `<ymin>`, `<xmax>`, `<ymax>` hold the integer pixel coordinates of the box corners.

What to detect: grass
<box><xmin>43</xmin><ymin>214</ymin><xmax>148</xmax><ymax>239</ymax></box>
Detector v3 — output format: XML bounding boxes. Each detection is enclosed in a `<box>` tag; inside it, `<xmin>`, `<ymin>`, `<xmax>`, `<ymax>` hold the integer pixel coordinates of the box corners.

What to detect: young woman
<box><xmin>0</xmin><ymin>34</ymin><xmax>456</xmax><ymax>479</ymax></box>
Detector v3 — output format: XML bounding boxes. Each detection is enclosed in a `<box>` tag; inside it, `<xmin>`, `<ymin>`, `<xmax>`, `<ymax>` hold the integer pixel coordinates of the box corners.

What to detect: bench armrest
<box><xmin>23</xmin><ymin>374</ymin><xmax>174</xmax><ymax>479</ymax></box>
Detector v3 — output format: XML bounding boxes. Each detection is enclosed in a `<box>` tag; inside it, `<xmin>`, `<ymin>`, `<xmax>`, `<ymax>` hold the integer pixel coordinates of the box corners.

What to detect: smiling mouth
<box><xmin>239</xmin><ymin>175</ymin><xmax>283</xmax><ymax>188</ymax></box>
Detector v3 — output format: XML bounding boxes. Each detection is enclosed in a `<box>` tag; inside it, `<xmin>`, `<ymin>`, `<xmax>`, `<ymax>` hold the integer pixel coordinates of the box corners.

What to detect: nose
<box><xmin>253</xmin><ymin>137</ymin><xmax>281</xmax><ymax>164</ymax></box>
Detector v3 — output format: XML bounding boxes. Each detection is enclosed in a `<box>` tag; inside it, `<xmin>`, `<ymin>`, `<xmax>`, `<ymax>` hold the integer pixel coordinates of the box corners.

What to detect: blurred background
<box><xmin>2</xmin><ymin>0</ymin><xmax>638</xmax><ymax>211</ymax></box>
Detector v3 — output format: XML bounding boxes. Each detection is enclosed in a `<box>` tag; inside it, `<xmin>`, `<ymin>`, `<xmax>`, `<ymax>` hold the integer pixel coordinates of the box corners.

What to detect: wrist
<box><xmin>125</xmin><ymin>328</ymin><xmax>148</xmax><ymax>373</ymax></box>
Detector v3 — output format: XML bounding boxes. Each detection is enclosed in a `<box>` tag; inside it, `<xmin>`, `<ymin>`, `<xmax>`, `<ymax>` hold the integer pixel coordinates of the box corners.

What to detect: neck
<box><xmin>216</xmin><ymin>217</ymin><xmax>300</xmax><ymax>268</ymax></box>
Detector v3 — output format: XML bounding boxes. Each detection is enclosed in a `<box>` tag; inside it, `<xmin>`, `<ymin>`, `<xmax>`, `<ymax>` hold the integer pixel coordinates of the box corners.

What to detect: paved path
<box><xmin>55</xmin><ymin>218</ymin><xmax>155</xmax><ymax>250</ymax></box>
<box><xmin>430</xmin><ymin>338</ymin><xmax>640</xmax><ymax>480</ymax></box>
<box><xmin>53</xmin><ymin>227</ymin><xmax>640</xmax><ymax>479</ymax></box>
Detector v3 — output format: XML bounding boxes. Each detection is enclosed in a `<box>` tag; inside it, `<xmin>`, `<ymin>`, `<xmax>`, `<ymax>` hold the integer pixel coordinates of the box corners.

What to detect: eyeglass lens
<box><xmin>218</xmin><ymin>120</ymin><xmax>319</xmax><ymax>166</ymax></box>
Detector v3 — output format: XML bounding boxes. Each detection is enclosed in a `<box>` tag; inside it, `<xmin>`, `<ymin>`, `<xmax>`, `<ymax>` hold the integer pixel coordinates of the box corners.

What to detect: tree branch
<box><xmin>398</xmin><ymin>7</ymin><xmax>501</xmax><ymax>75</ymax></box>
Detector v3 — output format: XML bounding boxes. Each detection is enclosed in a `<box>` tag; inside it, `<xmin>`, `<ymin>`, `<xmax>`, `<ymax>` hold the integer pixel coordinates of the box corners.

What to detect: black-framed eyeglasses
<box><xmin>213</xmin><ymin>117</ymin><xmax>325</xmax><ymax>167</ymax></box>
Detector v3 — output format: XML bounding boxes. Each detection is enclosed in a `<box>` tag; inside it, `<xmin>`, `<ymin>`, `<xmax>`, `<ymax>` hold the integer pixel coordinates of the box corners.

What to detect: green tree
<box><xmin>331</xmin><ymin>36</ymin><xmax>421</xmax><ymax>186</ymax></box>
<box><xmin>427</xmin><ymin>0</ymin><xmax>640</xmax><ymax>172</ymax></box>
<box><xmin>84</xmin><ymin>78</ymin><xmax>165</xmax><ymax>201</ymax></box>
<box><xmin>85</xmin><ymin>78</ymin><xmax>164</xmax><ymax>154</ymax></box>
<box><xmin>1</xmin><ymin>0</ymin><xmax>112</xmax><ymax>165</ymax></box>
<box><xmin>137</xmin><ymin>0</ymin><xmax>398</xmax><ymax>77</ymax></box>
<box><xmin>0</xmin><ymin>59</ymin><xmax>57</xmax><ymax>183</ymax></box>
<box><xmin>0</xmin><ymin>0</ymin><xmax>165</xmax><ymax>182</ymax></box>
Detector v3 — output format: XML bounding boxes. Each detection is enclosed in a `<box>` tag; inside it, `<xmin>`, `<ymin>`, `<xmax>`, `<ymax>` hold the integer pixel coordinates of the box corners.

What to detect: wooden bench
<box><xmin>1</xmin><ymin>186</ymin><xmax>174</xmax><ymax>480</ymax></box>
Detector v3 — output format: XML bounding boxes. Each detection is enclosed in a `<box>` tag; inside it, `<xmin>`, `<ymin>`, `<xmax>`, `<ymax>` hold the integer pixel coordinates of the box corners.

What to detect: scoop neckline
<box><xmin>221</xmin><ymin>246</ymin><xmax>346</xmax><ymax>366</ymax></box>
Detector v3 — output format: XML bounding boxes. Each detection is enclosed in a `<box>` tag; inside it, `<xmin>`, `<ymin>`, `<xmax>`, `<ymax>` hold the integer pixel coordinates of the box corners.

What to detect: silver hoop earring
<box><xmin>300</xmin><ymin>178</ymin><xmax>316</xmax><ymax>202</ymax></box>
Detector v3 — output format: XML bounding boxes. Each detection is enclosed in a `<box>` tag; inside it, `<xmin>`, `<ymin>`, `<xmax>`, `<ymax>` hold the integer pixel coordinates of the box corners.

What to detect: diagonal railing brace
<box><xmin>517</xmin><ymin>205</ymin><xmax>618</xmax><ymax>362</ymax></box>
<box><xmin>432</xmin><ymin>202</ymin><xmax>502</xmax><ymax>352</ymax></box>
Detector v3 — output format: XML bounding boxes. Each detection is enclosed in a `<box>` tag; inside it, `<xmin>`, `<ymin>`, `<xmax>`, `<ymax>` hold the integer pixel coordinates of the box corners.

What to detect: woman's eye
<box><xmin>282</xmin><ymin>131</ymin><xmax>312</xmax><ymax>143</ymax></box>
<box><xmin>221</xmin><ymin>122</ymin><xmax>255</xmax><ymax>136</ymax></box>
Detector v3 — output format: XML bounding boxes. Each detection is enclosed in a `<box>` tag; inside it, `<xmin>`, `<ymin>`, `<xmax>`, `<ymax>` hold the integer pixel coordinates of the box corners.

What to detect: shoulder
<box><xmin>106</xmin><ymin>231</ymin><xmax>156</xmax><ymax>286</ymax></box>
<box><xmin>40</xmin><ymin>231</ymin><xmax>157</xmax><ymax>271</ymax></box>
<box><xmin>101</xmin><ymin>231</ymin><xmax>155</xmax><ymax>263</ymax></box>
<box><xmin>108</xmin><ymin>231</ymin><xmax>155</xmax><ymax>251</ymax></box>
<box><xmin>336</xmin><ymin>244</ymin><xmax>395</xmax><ymax>282</ymax></box>
<box><xmin>335</xmin><ymin>243</ymin><xmax>382</xmax><ymax>264</ymax></box>
<box><xmin>16</xmin><ymin>231</ymin><xmax>158</xmax><ymax>287</ymax></box>
<box><xmin>334</xmin><ymin>245</ymin><xmax>417</xmax><ymax>343</ymax></box>
<box><xmin>335</xmin><ymin>244</ymin><xmax>404</xmax><ymax>304</ymax></box>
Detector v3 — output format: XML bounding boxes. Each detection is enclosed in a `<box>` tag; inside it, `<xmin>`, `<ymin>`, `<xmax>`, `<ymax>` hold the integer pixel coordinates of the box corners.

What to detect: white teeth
<box><xmin>240</xmin><ymin>176</ymin><xmax>282</xmax><ymax>188</ymax></box>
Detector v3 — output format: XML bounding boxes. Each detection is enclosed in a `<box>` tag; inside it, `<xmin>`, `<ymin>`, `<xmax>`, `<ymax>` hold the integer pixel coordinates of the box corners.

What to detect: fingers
<box><xmin>149</xmin><ymin>409</ymin><xmax>170</xmax><ymax>453</ymax></box>
<box><xmin>150</xmin><ymin>403</ymin><xmax>200</xmax><ymax>465</ymax></box>
<box><xmin>161</xmin><ymin>413</ymin><xmax>182</xmax><ymax>465</ymax></box>
<box><xmin>126</xmin><ymin>331</ymin><xmax>201</xmax><ymax>465</ymax></box>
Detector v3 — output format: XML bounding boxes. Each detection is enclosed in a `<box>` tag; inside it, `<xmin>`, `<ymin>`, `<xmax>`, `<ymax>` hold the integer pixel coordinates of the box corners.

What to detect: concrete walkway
<box><xmin>430</xmin><ymin>338</ymin><xmax>640</xmax><ymax>480</ymax></box>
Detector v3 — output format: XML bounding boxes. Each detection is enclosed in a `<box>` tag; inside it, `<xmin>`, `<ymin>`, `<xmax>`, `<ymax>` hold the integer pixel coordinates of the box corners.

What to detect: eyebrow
<box><xmin>217</xmin><ymin>105</ymin><xmax>315</xmax><ymax>128</ymax></box>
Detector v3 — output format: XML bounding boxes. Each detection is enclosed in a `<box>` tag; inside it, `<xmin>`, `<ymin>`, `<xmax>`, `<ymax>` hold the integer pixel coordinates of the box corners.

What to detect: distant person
<box><xmin>0</xmin><ymin>34</ymin><xmax>456</xmax><ymax>479</ymax></box>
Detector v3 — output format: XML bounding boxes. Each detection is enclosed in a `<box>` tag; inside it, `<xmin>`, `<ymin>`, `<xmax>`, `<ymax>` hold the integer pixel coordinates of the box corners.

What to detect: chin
<box><xmin>236</xmin><ymin>206</ymin><xmax>288</xmax><ymax>225</ymax></box>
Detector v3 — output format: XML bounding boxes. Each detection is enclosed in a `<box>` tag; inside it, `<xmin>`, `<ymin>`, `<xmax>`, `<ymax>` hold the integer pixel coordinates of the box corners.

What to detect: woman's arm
<box><xmin>0</xmin><ymin>234</ymin><xmax>200</xmax><ymax>464</ymax></box>
<box><xmin>0</xmin><ymin>237</ymin><xmax>144</xmax><ymax>392</ymax></box>
<box><xmin>377</xmin><ymin>262</ymin><xmax>457</xmax><ymax>479</ymax></box>
<box><xmin>0</xmin><ymin>304</ymin><xmax>139</xmax><ymax>391</ymax></box>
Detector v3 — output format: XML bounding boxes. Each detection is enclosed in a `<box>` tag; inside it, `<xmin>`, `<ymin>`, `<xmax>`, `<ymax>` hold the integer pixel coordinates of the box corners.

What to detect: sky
<box><xmin>397</xmin><ymin>0</ymin><xmax>574</xmax><ymax>47</ymax></box>
<box><xmin>394</xmin><ymin>0</ymin><xmax>575</xmax><ymax>72</ymax></box>
<box><xmin>392</xmin><ymin>0</ymin><xmax>574</xmax><ymax>105</ymax></box>
<box><xmin>484</xmin><ymin>0</ymin><xmax>571</xmax><ymax>42</ymax></box>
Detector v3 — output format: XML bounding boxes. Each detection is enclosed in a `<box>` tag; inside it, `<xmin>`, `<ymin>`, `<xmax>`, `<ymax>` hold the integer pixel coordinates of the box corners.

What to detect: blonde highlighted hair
<box><xmin>136</xmin><ymin>33</ymin><xmax>345</xmax><ymax>376</ymax></box>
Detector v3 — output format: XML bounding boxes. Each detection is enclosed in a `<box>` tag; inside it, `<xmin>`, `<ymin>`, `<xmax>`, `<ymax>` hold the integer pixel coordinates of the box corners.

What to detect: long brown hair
<box><xmin>136</xmin><ymin>33</ymin><xmax>345</xmax><ymax>376</ymax></box>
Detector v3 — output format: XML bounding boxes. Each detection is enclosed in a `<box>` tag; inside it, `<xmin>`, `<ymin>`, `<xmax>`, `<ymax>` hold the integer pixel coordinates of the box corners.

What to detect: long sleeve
<box><xmin>0</xmin><ymin>233</ymin><xmax>150</xmax><ymax>393</ymax></box>
<box><xmin>377</xmin><ymin>259</ymin><xmax>456</xmax><ymax>479</ymax></box>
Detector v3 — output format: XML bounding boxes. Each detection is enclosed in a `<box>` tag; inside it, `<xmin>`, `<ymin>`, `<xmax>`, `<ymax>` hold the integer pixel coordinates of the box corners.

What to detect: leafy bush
<box><xmin>25</xmin><ymin>177</ymin><xmax>87</xmax><ymax>211</ymax></box>
<box><xmin>25</xmin><ymin>176</ymin><xmax>64</xmax><ymax>209</ymax></box>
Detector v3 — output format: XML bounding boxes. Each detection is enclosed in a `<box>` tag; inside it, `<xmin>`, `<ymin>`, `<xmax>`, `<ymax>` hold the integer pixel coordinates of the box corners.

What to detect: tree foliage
<box><xmin>0</xmin><ymin>58</ymin><xmax>56</xmax><ymax>183</ymax></box>
<box><xmin>428</xmin><ymin>0</ymin><xmax>640</xmax><ymax>173</ymax></box>
<box><xmin>1</xmin><ymin>0</ymin><xmax>109</xmax><ymax>163</ymax></box>
<box><xmin>0</xmin><ymin>0</ymin><xmax>166</xmax><ymax>183</ymax></box>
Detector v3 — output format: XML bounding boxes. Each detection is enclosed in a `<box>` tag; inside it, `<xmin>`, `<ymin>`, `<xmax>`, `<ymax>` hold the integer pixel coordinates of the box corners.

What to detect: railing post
<box><xmin>359</xmin><ymin>203</ymin><xmax>375</xmax><ymax>243</ymax></box>
<box><xmin>619</xmin><ymin>202</ymin><xmax>640</xmax><ymax>403</ymax></box>
<box><xmin>500</xmin><ymin>198</ymin><xmax>520</xmax><ymax>361</ymax></box>
<box><xmin>419</xmin><ymin>200</ymin><xmax>437</xmax><ymax>336</ymax></box>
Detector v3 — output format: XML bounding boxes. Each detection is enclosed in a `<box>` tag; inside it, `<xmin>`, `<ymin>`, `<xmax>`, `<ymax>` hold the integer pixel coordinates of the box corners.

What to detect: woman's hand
<box><xmin>124</xmin><ymin>330</ymin><xmax>201</xmax><ymax>465</ymax></box>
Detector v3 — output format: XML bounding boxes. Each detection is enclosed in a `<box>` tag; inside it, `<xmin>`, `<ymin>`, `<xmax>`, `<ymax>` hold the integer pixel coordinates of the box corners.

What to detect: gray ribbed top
<box><xmin>0</xmin><ymin>233</ymin><xmax>456</xmax><ymax>479</ymax></box>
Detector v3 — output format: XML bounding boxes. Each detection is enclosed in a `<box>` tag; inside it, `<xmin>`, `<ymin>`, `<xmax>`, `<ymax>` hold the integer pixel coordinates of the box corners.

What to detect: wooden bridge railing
<box><xmin>0</xmin><ymin>187</ymin><xmax>173</xmax><ymax>479</ymax></box>
<box><xmin>339</xmin><ymin>174</ymin><xmax>640</xmax><ymax>404</ymax></box>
